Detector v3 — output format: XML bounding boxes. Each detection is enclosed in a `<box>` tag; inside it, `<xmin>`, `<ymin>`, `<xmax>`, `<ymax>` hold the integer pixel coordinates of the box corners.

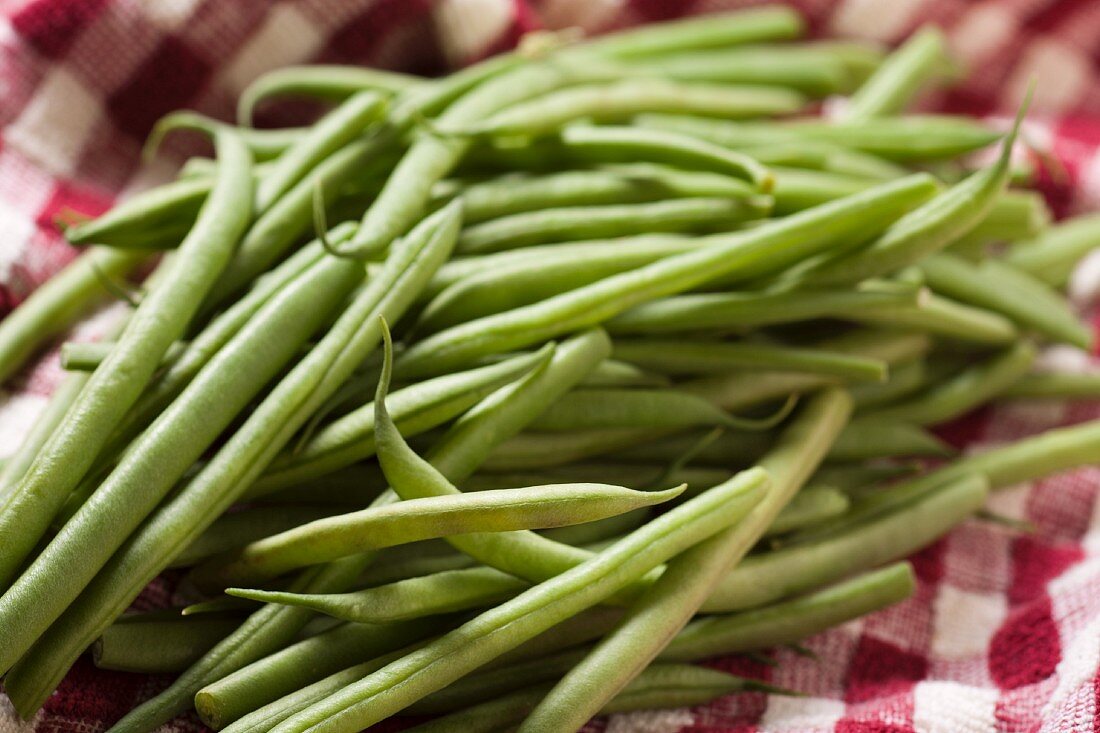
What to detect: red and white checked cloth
<box><xmin>2</xmin><ymin>1</ymin><xmax>1100</xmax><ymax>731</ymax></box>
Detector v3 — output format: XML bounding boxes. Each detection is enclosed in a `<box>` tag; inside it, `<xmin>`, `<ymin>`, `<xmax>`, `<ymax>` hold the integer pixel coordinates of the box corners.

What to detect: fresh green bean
<box><xmin>631</xmin><ymin>45</ymin><xmax>855</xmax><ymax>94</ymax></box>
<box><xmin>850</xmin><ymin>359</ymin><xmax>928</xmax><ymax>410</ymax></box>
<box><xmin>1007</xmin><ymin>212</ymin><xmax>1100</xmax><ymax>287</ymax></box>
<box><xmin>608</xmin><ymin>283</ymin><xmax>920</xmax><ymax>334</ymax></box>
<box><xmin>450</xmin><ymin>80</ymin><xmax>805</xmax><ymax>137</ymax></box>
<box><xmin>104</xmin><ymin>323</ymin><xmax>602</xmax><ymax>733</ymax></box>
<box><xmin>919</xmin><ymin>253</ymin><xmax>1092</xmax><ymax>349</ymax></box>
<box><xmin>765</xmin><ymin>486</ymin><xmax>850</xmax><ymax>536</ymax></box>
<box><xmin>454</xmin><ymin>196</ymin><xmax>770</xmax><ymax>255</ymax></box>
<box><xmin>844</xmin><ymin>26</ymin><xmax>949</xmax><ymax>120</ymax></box>
<box><xmin>238</xmin><ymin>65</ymin><xmax>424</xmax><ymax>125</ymax></box>
<box><xmin>199</xmin><ymin>482</ymin><xmax>684</xmax><ymax>589</ymax></box>
<box><xmin>418</xmin><ymin>236</ymin><xmax>706</xmax><ymax>332</ymax></box>
<box><xmin>0</xmin><ymin>249</ymin><xmax>362</xmax><ymax>677</ymax></box>
<box><xmin>65</xmin><ymin>179</ymin><xmax>210</xmax><ymax>247</ymax></box>
<box><xmin>611</xmin><ymin>338</ymin><xmax>888</xmax><ymax>381</ymax></box>
<box><xmin>852</xmin><ymin>292</ymin><xmax>1019</xmax><ymax>344</ymax></box>
<box><xmin>171</xmin><ymin>505</ymin><xmax>349</xmax><ymax>568</ymax></box>
<box><xmin>444</xmin><ymin>165</ymin><xmax>756</xmax><ymax>224</ymax></box>
<box><xmin>637</xmin><ymin>112</ymin><xmax>1000</xmax><ymax>162</ymax></box>
<box><xmin>1</xmin><ymin>202</ymin><xmax>459</xmax><ymax>718</ymax></box>
<box><xmin>396</xmin><ymin>175</ymin><xmax>937</xmax><ymax>378</ymax></box>
<box><xmin>868</xmin><ymin>341</ymin><xmax>1035</xmax><ymax>425</ymax></box>
<box><xmin>255</xmin><ymin>91</ymin><xmax>387</xmax><ymax>212</ymax></box>
<box><xmin>953</xmin><ymin>189</ymin><xmax>1051</xmax><ymax>251</ymax></box>
<box><xmin>578</xmin><ymin>358</ymin><xmax>670</xmax><ymax>388</ymax></box>
<box><xmin>581</xmin><ymin>6</ymin><xmax>804</xmax><ymax>59</ymax></box>
<box><xmin>93</xmin><ymin>614</ymin><xmax>242</xmax><ymax>673</ymax></box>
<box><xmin>464</xmin><ymin>463</ymin><xmax>731</xmax><ymax>495</ymax></box>
<box><xmin>249</xmin><ymin>348</ymin><xmax>550</xmax><ymax>496</ymax></box>
<box><xmin>518</xmin><ymin>389</ymin><xmax>850</xmax><ymax>732</ymax></box>
<box><xmin>59</xmin><ymin>339</ymin><xmax>186</xmax><ymax>372</ymax></box>
<box><xmin>527</xmin><ymin>387</ymin><xmax>787</xmax><ymax>433</ymax></box>
<box><xmin>770</xmin><ymin>166</ymin><xmax>873</xmax><ymax>213</ymax></box>
<box><xmin>0</xmin><ymin>247</ymin><xmax>144</xmax><ymax>385</ymax></box>
<box><xmin>678</xmin><ymin>330</ymin><xmax>930</xmax><ymax>411</ymax></box>
<box><xmin>231</xmin><ymin>566</ymin><xmax>526</xmax><ymax>625</ymax></box>
<box><xmin>195</xmin><ymin>617</ymin><xmax>448</xmax><ymax>730</ymax></box>
<box><xmin>405</xmin><ymin>665</ymin><xmax>774</xmax><ymax>733</ymax></box>
<box><xmin>0</xmin><ymin>125</ymin><xmax>252</xmax><ymax>594</ymax></box>
<box><xmin>664</xmin><ymin>562</ymin><xmax>914</xmax><ymax>659</ymax></box>
<box><xmin>260</xmin><ymin>469</ymin><xmax>770</xmax><ymax>733</ymax></box>
<box><xmin>701</xmin><ymin>473</ymin><xmax>988</xmax><ymax>612</ymax></box>
<box><xmin>1002</xmin><ymin>372</ymin><xmax>1100</xmax><ymax>400</ymax></box>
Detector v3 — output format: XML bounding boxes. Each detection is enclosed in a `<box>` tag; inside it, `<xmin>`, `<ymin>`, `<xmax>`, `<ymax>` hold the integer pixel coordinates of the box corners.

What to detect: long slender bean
<box><xmin>199</xmin><ymin>481</ymin><xmax>683</xmax><ymax>589</ymax></box>
<box><xmin>632</xmin><ymin>45</ymin><xmax>855</xmax><ymax>94</ymax></box>
<box><xmin>65</xmin><ymin>179</ymin><xmax>210</xmax><ymax>247</ymax></box>
<box><xmin>450</xmin><ymin>80</ymin><xmax>805</xmax><ymax>137</ymax></box>
<box><xmin>455</xmin><ymin>196</ymin><xmax>770</xmax><ymax>255</ymax></box>
<box><xmin>611</xmin><ymin>338</ymin><xmax>887</xmax><ymax>381</ymax></box>
<box><xmin>1002</xmin><ymin>372</ymin><xmax>1100</xmax><ymax>401</ymax></box>
<box><xmin>851</xmin><ymin>292</ymin><xmax>1019</xmax><ymax>344</ymax></box>
<box><xmin>396</xmin><ymin>175</ymin><xmax>937</xmax><ymax>378</ymax></box>
<box><xmin>0</xmin><ymin>125</ymin><xmax>252</xmax><ymax>593</ymax></box>
<box><xmin>2</xmin><ymin>202</ymin><xmax>459</xmax><ymax>718</ymax></box>
<box><xmin>1007</xmin><ymin>212</ymin><xmax>1100</xmax><ymax>287</ymax></box>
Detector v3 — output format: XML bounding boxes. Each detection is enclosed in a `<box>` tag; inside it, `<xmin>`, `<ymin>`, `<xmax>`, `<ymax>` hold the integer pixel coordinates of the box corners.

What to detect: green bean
<box><xmin>418</xmin><ymin>236</ymin><xmax>705</xmax><ymax>332</ymax></box>
<box><xmin>249</xmin><ymin>348</ymin><xmax>550</xmax><ymax>496</ymax></box>
<box><xmin>0</xmin><ymin>247</ymin><xmax>144</xmax><ymax>385</ymax></box>
<box><xmin>771</xmin><ymin>166</ymin><xmax>874</xmax><ymax>213</ymax></box>
<box><xmin>171</xmin><ymin>505</ymin><xmax>349</xmax><ymax>568</ymax></box>
<box><xmin>450</xmin><ymin>80</ymin><xmax>805</xmax><ymax>137</ymax></box>
<box><xmin>746</xmin><ymin>140</ymin><xmax>909</xmax><ymax>180</ymax></box>
<box><xmin>850</xmin><ymin>359</ymin><xmax>928</xmax><ymax>410</ymax></box>
<box><xmin>59</xmin><ymin>339</ymin><xmax>187</xmax><ymax>372</ymax></box>
<box><xmin>607</xmin><ymin>417</ymin><xmax>949</xmax><ymax>469</ymax></box>
<box><xmin>195</xmin><ymin>617</ymin><xmax>448</xmax><ymax>730</ymax></box>
<box><xmin>0</xmin><ymin>125</ymin><xmax>252</xmax><ymax>594</ymax></box>
<box><xmin>701</xmin><ymin>473</ymin><xmax>988</xmax><ymax>612</ymax></box>
<box><xmin>637</xmin><ymin>112</ymin><xmax>1000</xmax><ymax>162</ymax></box>
<box><xmin>579</xmin><ymin>358</ymin><xmax>669</xmax><ymax>388</ymax></box>
<box><xmin>1007</xmin><ymin>212</ymin><xmax>1100</xmax><ymax>287</ymax></box>
<box><xmin>528</xmin><ymin>387</ymin><xmax>789</xmax><ymax>433</ymax></box>
<box><xmin>953</xmin><ymin>189</ymin><xmax>1051</xmax><ymax>251</ymax></box>
<box><xmin>765</xmin><ymin>486</ymin><xmax>850</xmax><ymax>536</ymax></box>
<box><xmin>549</xmin><ymin>124</ymin><xmax>775</xmax><ymax>192</ymax></box>
<box><xmin>1002</xmin><ymin>372</ymin><xmax>1100</xmax><ymax>400</ymax></box>
<box><xmin>581</xmin><ymin>6</ymin><xmax>804</xmax><ymax>59</ymax></box>
<box><xmin>664</xmin><ymin>562</ymin><xmax>914</xmax><ymax>660</ymax></box>
<box><xmin>678</xmin><ymin>330</ymin><xmax>930</xmax><ymax>411</ymax></box>
<box><xmin>631</xmin><ymin>45</ymin><xmax>855</xmax><ymax>95</ymax></box>
<box><xmin>231</xmin><ymin>566</ymin><xmax>526</xmax><ymax>625</ymax></box>
<box><xmin>464</xmin><ymin>463</ymin><xmax>731</xmax><ymax>495</ymax></box>
<box><xmin>93</xmin><ymin>614</ymin><xmax>242</xmax><ymax>673</ymax></box>
<box><xmin>261</xmin><ymin>470</ymin><xmax>770</xmax><ymax>733</ymax></box>
<box><xmin>611</xmin><ymin>338</ymin><xmax>888</xmax><ymax>382</ymax></box>
<box><xmin>483</xmin><ymin>428</ymin><xmax>691</xmax><ymax>472</ymax></box>
<box><xmin>105</xmin><ymin>325</ymin><xmax>602</xmax><ymax>733</ymax></box>
<box><xmin>519</xmin><ymin>389</ymin><xmax>849</xmax><ymax>732</ymax></box>
<box><xmin>852</xmin><ymin>292</ymin><xmax>1019</xmax><ymax>344</ymax></box>
<box><xmin>444</xmin><ymin>166</ymin><xmax>756</xmax><ymax>224</ymax></box>
<box><xmin>255</xmin><ymin>91</ymin><xmax>387</xmax><ymax>212</ymax></box>
<box><xmin>238</xmin><ymin>65</ymin><xmax>424</xmax><ymax>125</ymax></box>
<box><xmin>1</xmin><ymin>202</ymin><xmax>459</xmax><ymax>718</ymax></box>
<box><xmin>454</xmin><ymin>196</ymin><xmax>770</xmax><ymax>255</ymax></box>
<box><xmin>868</xmin><ymin>341</ymin><xmax>1035</xmax><ymax>425</ymax></box>
<box><xmin>608</xmin><ymin>283</ymin><xmax>920</xmax><ymax>334</ymax></box>
<box><xmin>199</xmin><ymin>481</ymin><xmax>684</xmax><ymax>589</ymax></box>
<box><xmin>406</xmin><ymin>665</ymin><xmax>774</xmax><ymax>733</ymax></box>
<box><xmin>844</xmin><ymin>26</ymin><xmax>949</xmax><ymax>119</ymax></box>
<box><xmin>65</xmin><ymin>178</ymin><xmax>210</xmax><ymax>247</ymax></box>
<box><xmin>0</xmin><ymin>250</ymin><xmax>363</xmax><ymax>677</ymax></box>
<box><xmin>789</xmin><ymin>105</ymin><xmax>1023</xmax><ymax>286</ymax></box>
<box><xmin>919</xmin><ymin>254</ymin><xmax>1092</xmax><ymax>349</ymax></box>
<box><xmin>396</xmin><ymin>175</ymin><xmax>937</xmax><ymax>379</ymax></box>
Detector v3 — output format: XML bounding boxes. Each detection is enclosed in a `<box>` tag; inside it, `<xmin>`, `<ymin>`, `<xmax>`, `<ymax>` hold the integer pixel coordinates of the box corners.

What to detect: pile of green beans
<box><xmin>0</xmin><ymin>7</ymin><xmax>1096</xmax><ymax>733</ymax></box>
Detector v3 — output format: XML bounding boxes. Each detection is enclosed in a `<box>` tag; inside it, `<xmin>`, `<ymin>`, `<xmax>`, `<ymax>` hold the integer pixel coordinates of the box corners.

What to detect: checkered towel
<box><xmin>1</xmin><ymin>1</ymin><xmax>1100</xmax><ymax>731</ymax></box>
